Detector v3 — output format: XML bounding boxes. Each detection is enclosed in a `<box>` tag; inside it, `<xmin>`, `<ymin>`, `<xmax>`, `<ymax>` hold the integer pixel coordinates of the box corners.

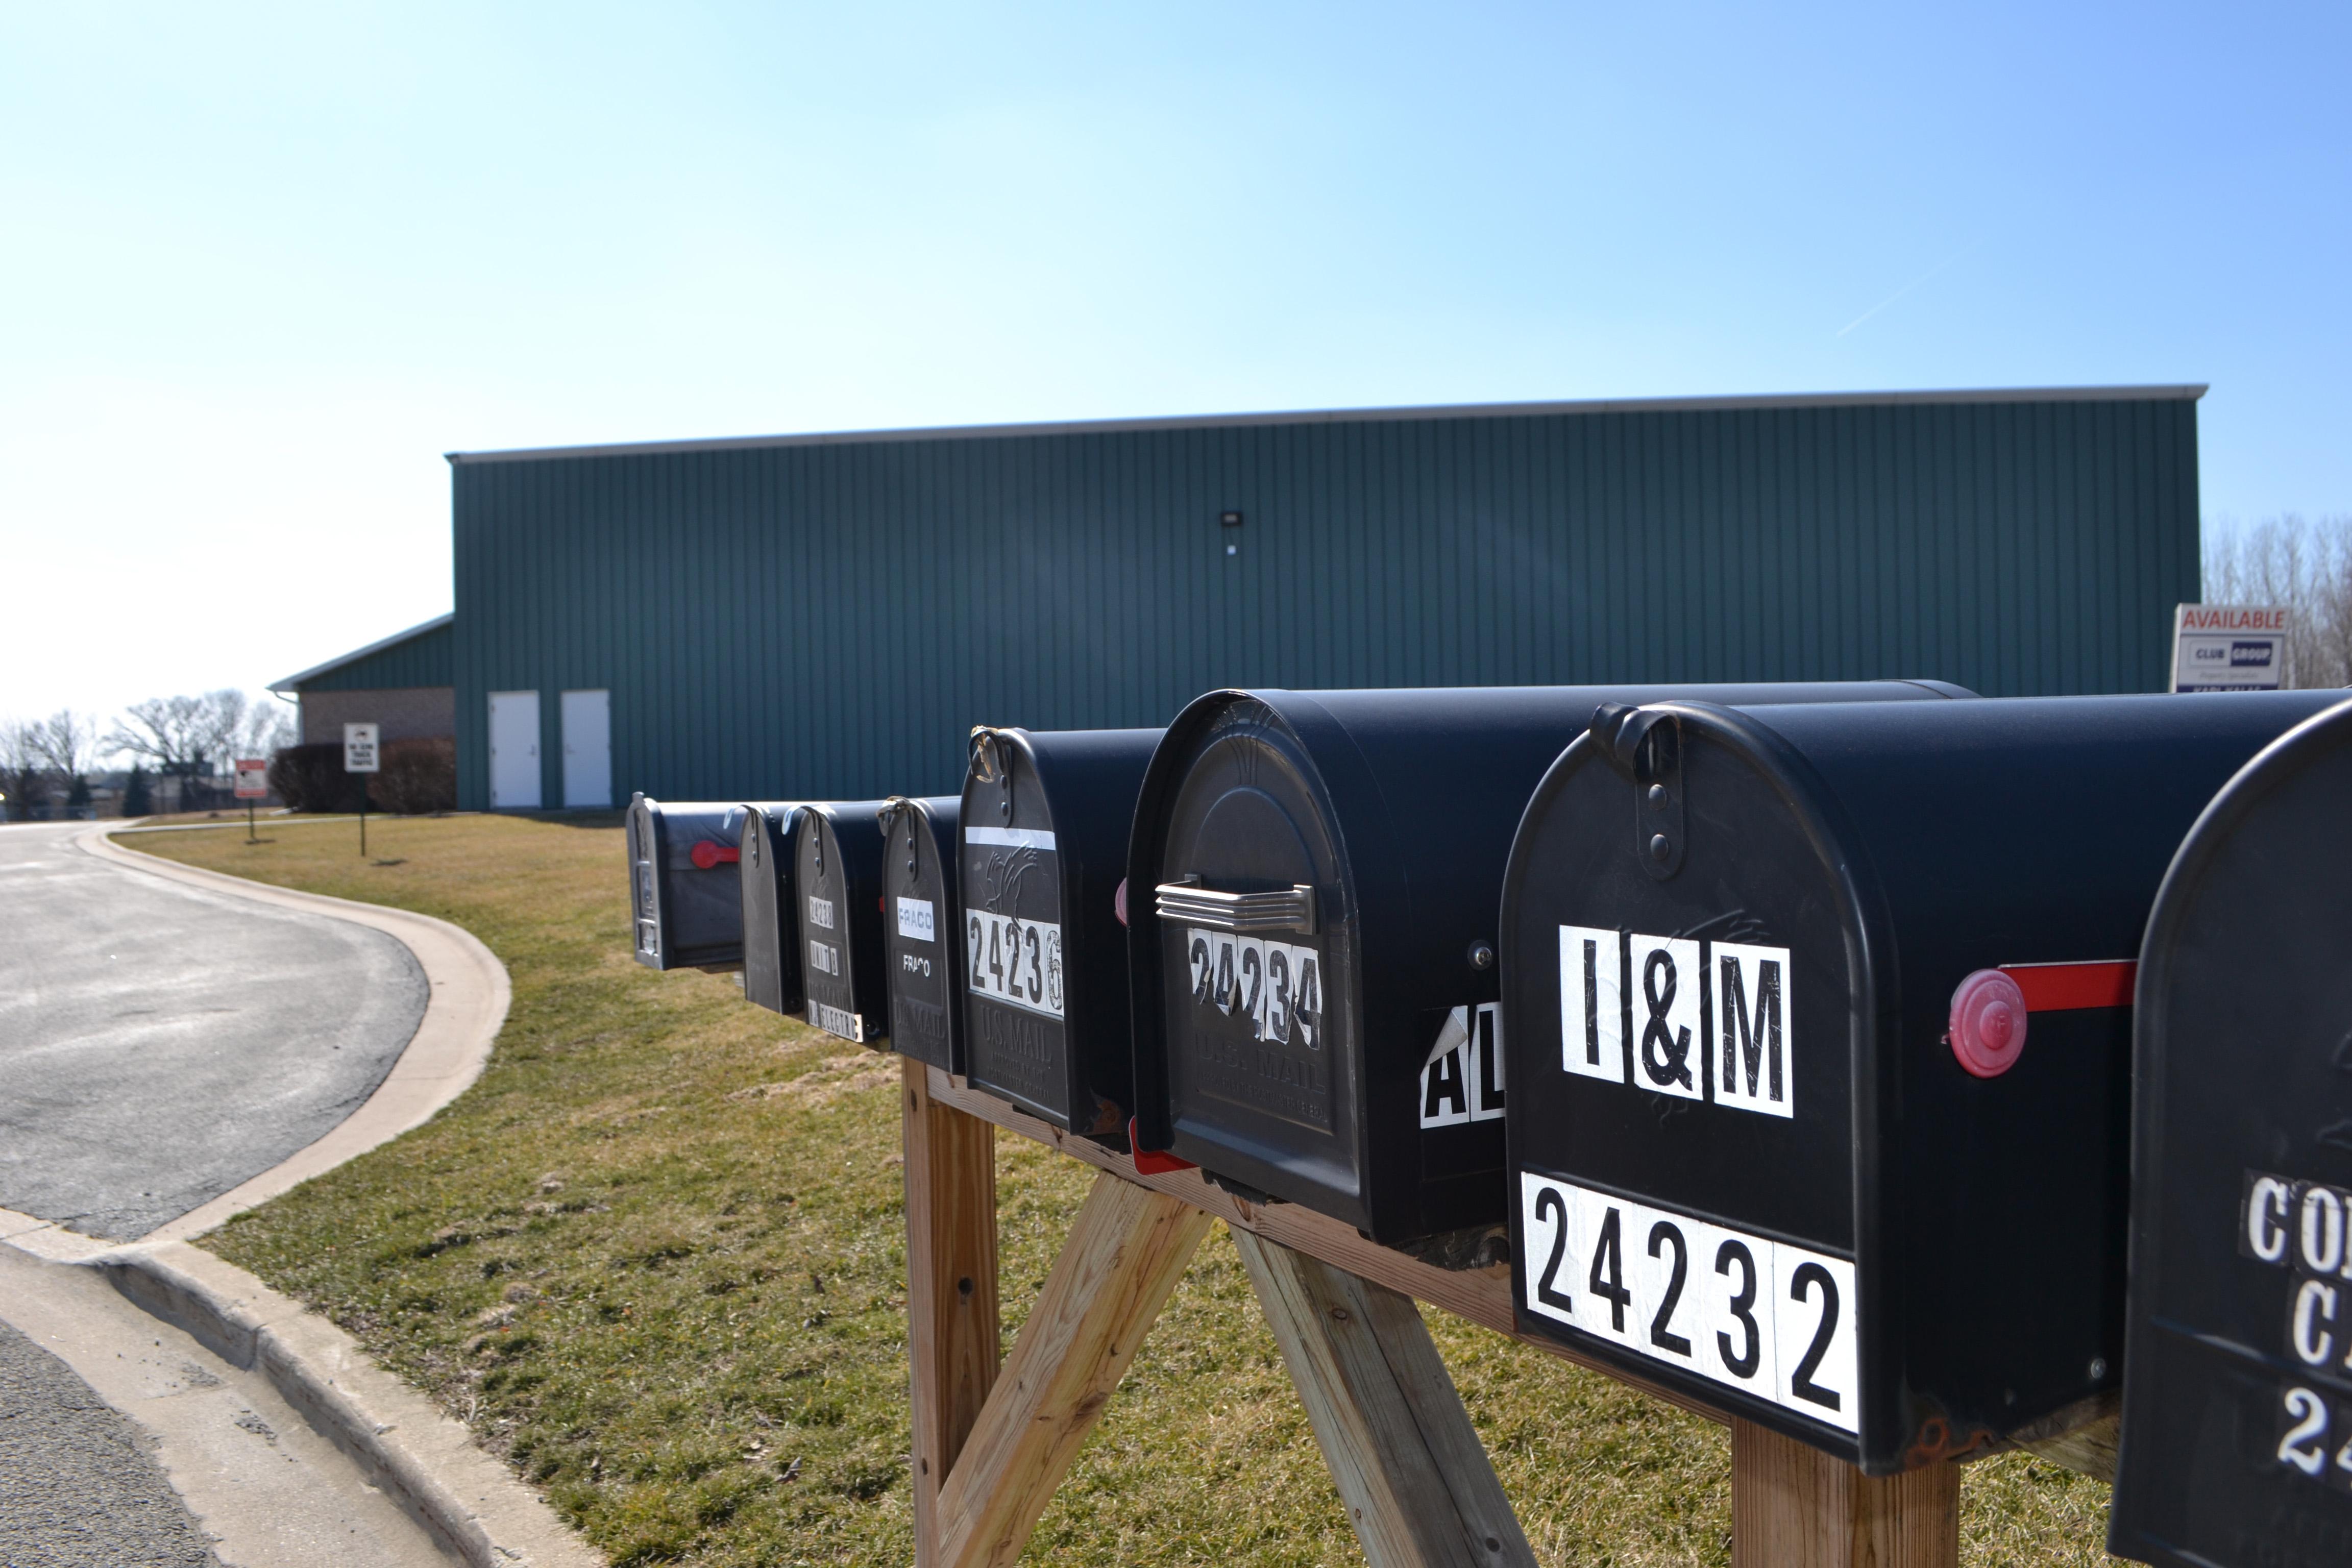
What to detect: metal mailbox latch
<box><xmin>1589</xmin><ymin>702</ymin><xmax>1685</xmax><ymax>881</ymax></box>
<box><xmin>1154</xmin><ymin>875</ymin><xmax>1319</xmax><ymax>936</ymax></box>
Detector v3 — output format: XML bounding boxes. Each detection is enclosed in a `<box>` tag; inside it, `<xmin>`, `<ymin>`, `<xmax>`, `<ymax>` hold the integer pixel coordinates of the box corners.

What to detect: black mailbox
<box><xmin>1126</xmin><ymin>682</ymin><xmax>1968</xmax><ymax>1247</ymax></box>
<box><xmin>961</xmin><ymin>726</ymin><xmax>1161</xmax><ymax>1143</ymax></box>
<box><xmin>627</xmin><ymin>793</ymin><xmax>794</xmax><ymax>971</ymax></box>
<box><xmin>2110</xmin><ymin>697</ymin><xmax>2352</xmax><ymax>1566</ymax></box>
<box><xmin>1501</xmin><ymin>691</ymin><xmax>2343</xmax><ymax>1474</ymax></box>
<box><xmin>796</xmin><ymin>800</ymin><xmax>896</xmax><ymax>1046</ymax></box>
<box><xmin>738</xmin><ymin>802</ymin><xmax>810</xmax><ymax>1015</ymax></box>
<box><xmin>877</xmin><ymin>796</ymin><xmax>964</xmax><ymax>1072</ymax></box>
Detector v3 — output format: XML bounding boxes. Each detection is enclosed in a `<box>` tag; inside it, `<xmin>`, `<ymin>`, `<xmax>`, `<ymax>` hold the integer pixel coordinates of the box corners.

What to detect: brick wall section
<box><xmin>300</xmin><ymin>687</ymin><xmax>456</xmax><ymax>746</ymax></box>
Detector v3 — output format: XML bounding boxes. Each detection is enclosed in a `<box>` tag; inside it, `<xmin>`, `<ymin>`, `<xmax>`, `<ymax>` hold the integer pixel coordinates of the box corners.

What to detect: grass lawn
<box><xmin>121</xmin><ymin>813</ymin><xmax>2114</xmax><ymax>1566</ymax></box>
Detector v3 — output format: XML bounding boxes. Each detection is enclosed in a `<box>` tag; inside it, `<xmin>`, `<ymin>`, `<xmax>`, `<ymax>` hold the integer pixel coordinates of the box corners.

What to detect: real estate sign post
<box><xmin>234</xmin><ymin>757</ymin><xmax>268</xmax><ymax>842</ymax></box>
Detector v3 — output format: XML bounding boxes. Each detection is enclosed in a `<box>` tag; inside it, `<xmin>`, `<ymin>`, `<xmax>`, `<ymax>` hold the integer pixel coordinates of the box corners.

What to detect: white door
<box><xmin>560</xmin><ymin>690</ymin><xmax>612</xmax><ymax>809</ymax></box>
<box><xmin>487</xmin><ymin>691</ymin><xmax>542</xmax><ymax>810</ymax></box>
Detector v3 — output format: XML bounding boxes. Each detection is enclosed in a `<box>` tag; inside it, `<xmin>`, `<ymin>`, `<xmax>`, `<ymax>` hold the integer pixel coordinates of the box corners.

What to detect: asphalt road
<box><xmin>0</xmin><ymin>821</ymin><xmax>428</xmax><ymax>1240</ymax></box>
<box><xmin>0</xmin><ymin>1316</ymin><xmax>218</xmax><ymax>1567</ymax></box>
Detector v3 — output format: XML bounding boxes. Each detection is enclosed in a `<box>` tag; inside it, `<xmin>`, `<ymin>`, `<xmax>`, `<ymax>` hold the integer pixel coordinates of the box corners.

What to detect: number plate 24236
<box><xmin>1518</xmin><ymin>1172</ymin><xmax>1858</xmax><ymax>1432</ymax></box>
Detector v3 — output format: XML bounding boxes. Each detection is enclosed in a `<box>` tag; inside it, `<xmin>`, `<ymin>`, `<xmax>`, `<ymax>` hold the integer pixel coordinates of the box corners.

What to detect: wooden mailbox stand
<box><xmin>904</xmin><ymin>1060</ymin><xmax>1982</xmax><ymax>1567</ymax></box>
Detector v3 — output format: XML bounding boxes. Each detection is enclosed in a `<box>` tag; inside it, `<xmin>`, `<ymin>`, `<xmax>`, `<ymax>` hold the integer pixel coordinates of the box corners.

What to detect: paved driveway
<box><xmin>0</xmin><ymin>822</ymin><xmax>427</xmax><ymax>1239</ymax></box>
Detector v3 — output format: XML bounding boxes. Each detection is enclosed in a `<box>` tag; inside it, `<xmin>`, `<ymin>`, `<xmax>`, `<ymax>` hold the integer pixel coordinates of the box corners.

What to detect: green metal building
<box><xmin>443</xmin><ymin>385</ymin><xmax>2204</xmax><ymax>811</ymax></box>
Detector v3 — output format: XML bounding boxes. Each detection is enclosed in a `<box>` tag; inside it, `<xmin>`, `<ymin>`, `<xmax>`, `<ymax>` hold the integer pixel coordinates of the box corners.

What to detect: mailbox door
<box><xmin>1149</xmin><ymin>700</ymin><xmax>1365</xmax><ymax>1219</ymax></box>
<box><xmin>628</xmin><ymin>794</ymin><xmax>663</xmax><ymax>965</ymax></box>
<box><xmin>797</xmin><ymin>805</ymin><xmax>892</xmax><ymax>1047</ymax></box>
<box><xmin>2111</xmin><ymin>701</ymin><xmax>2352</xmax><ymax>1567</ymax></box>
<box><xmin>961</xmin><ymin>728</ymin><xmax>1157</xmax><ymax>1139</ymax></box>
<box><xmin>740</xmin><ymin>804</ymin><xmax>804</xmax><ymax>1015</ymax></box>
<box><xmin>962</xmin><ymin>744</ymin><xmax>1077</xmax><ymax>1124</ymax></box>
<box><xmin>627</xmin><ymin>796</ymin><xmax>757</xmax><ymax>971</ymax></box>
<box><xmin>1504</xmin><ymin>709</ymin><xmax>1873</xmax><ymax>1460</ymax></box>
<box><xmin>882</xmin><ymin>798</ymin><xmax>963</xmax><ymax>1072</ymax></box>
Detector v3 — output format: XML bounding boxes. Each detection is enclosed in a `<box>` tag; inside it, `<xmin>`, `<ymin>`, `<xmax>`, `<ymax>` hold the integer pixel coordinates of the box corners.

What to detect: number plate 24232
<box><xmin>1518</xmin><ymin>1172</ymin><xmax>1858</xmax><ymax>1432</ymax></box>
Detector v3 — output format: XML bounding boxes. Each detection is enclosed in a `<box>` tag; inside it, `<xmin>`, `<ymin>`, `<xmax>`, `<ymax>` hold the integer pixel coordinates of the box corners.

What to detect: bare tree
<box><xmin>2204</xmin><ymin>515</ymin><xmax>2352</xmax><ymax>689</ymax></box>
<box><xmin>111</xmin><ymin>690</ymin><xmax>247</xmax><ymax>777</ymax></box>
<box><xmin>32</xmin><ymin>710</ymin><xmax>100</xmax><ymax>791</ymax></box>
<box><xmin>0</xmin><ymin>719</ymin><xmax>46</xmax><ymax>821</ymax></box>
<box><xmin>234</xmin><ymin>698</ymin><xmax>297</xmax><ymax>761</ymax></box>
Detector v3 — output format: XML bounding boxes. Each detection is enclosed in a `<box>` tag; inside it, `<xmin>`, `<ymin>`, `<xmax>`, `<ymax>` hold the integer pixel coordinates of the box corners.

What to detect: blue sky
<box><xmin>3</xmin><ymin>2</ymin><xmax>2345</xmax><ymax>722</ymax></box>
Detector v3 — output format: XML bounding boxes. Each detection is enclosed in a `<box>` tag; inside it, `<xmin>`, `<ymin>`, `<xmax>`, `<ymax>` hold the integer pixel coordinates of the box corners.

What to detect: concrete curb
<box><xmin>86</xmin><ymin>1239</ymin><xmax>602</xmax><ymax>1568</ymax></box>
<box><xmin>82</xmin><ymin>821</ymin><xmax>513</xmax><ymax>1244</ymax></box>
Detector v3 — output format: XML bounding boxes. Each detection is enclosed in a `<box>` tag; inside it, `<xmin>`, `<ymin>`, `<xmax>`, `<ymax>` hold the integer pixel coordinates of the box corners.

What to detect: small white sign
<box><xmin>2174</xmin><ymin>604</ymin><xmax>2289</xmax><ymax>692</ymax></box>
<box><xmin>1519</xmin><ymin>1172</ymin><xmax>1857</xmax><ymax>1431</ymax></box>
<box><xmin>808</xmin><ymin>939</ymin><xmax>840</xmax><ymax>976</ymax></box>
<box><xmin>342</xmin><ymin>723</ymin><xmax>381</xmax><ymax>774</ymax></box>
<box><xmin>806</xmin><ymin>895</ymin><xmax>835</xmax><ymax>931</ymax></box>
<box><xmin>897</xmin><ymin>896</ymin><xmax>935</xmax><ymax>943</ymax></box>
<box><xmin>233</xmin><ymin>758</ymin><xmax>270</xmax><ymax>799</ymax></box>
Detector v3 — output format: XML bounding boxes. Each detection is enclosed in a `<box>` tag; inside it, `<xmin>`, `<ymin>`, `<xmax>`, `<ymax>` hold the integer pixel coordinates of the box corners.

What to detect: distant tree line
<box><xmin>0</xmin><ymin>690</ymin><xmax>295</xmax><ymax>822</ymax></box>
<box><xmin>2203</xmin><ymin>514</ymin><xmax>2352</xmax><ymax>689</ymax></box>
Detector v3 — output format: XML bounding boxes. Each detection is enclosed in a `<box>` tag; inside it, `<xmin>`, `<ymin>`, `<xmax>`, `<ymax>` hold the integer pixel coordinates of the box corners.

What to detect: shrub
<box><xmin>269</xmin><ymin>743</ymin><xmax>365</xmax><ymax>814</ymax></box>
<box><xmin>375</xmin><ymin>737</ymin><xmax>457</xmax><ymax>815</ymax></box>
<box><xmin>270</xmin><ymin>737</ymin><xmax>457</xmax><ymax>815</ymax></box>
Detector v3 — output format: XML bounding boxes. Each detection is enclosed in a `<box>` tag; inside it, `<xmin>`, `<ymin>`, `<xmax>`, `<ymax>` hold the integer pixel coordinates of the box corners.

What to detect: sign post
<box><xmin>343</xmin><ymin>723</ymin><xmax>381</xmax><ymax>857</ymax></box>
<box><xmin>2173</xmin><ymin>604</ymin><xmax>2290</xmax><ymax>691</ymax></box>
<box><xmin>233</xmin><ymin>758</ymin><xmax>269</xmax><ymax>843</ymax></box>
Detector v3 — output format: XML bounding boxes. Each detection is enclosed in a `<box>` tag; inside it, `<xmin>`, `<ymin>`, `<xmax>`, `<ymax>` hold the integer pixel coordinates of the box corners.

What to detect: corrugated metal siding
<box><xmin>295</xmin><ymin>621</ymin><xmax>455</xmax><ymax>693</ymax></box>
<box><xmin>451</xmin><ymin>395</ymin><xmax>2201</xmax><ymax>810</ymax></box>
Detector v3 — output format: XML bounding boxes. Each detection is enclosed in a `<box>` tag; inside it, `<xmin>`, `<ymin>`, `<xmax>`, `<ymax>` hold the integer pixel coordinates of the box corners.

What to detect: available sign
<box><xmin>233</xmin><ymin>759</ymin><xmax>269</xmax><ymax>799</ymax></box>
<box><xmin>342</xmin><ymin>722</ymin><xmax>382</xmax><ymax>773</ymax></box>
<box><xmin>2174</xmin><ymin>604</ymin><xmax>2289</xmax><ymax>692</ymax></box>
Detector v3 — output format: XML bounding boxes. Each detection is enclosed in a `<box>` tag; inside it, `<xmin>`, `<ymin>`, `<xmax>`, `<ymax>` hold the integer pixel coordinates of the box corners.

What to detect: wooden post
<box><xmin>933</xmin><ymin>1173</ymin><xmax>1212</xmax><ymax>1568</ymax></box>
<box><xmin>904</xmin><ymin>1060</ymin><xmax>1001</xmax><ymax>1565</ymax></box>
<box><xmin>1730</xmin><ymin>1418</ymin><xmax>1959</xmax><ymax>1568</ymax></box>
<box><xmin>1232</xmin><ymin>1229</ymin><xmax>1536</xmax><ymax>1568</ymax></box>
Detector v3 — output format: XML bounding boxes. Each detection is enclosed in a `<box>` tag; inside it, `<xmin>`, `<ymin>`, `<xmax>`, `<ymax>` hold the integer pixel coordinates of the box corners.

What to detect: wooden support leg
<box><xmin>934</xmin><ymin>1172</ymin><xmax>1212</xmax><ymax>1568</ymax></box>
<box><xmin>904</xmin><ymin>1059</ymin><xmax>1001</xmax><ymax>1566</ymax></box>
<box><xmin>1731</xmin><ymin>1418</ymin><xmax>1959</xmax><ymax>1568</ymax></box>
<box><xmin>1232</xmin><ymin>1228</ymin><xmax>1537</xmax><ymax>1568</ymax></box>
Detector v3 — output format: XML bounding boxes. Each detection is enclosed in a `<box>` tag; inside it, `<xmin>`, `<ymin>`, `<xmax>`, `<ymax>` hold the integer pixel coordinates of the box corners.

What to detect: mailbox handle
<box><xmin>1154</xmin><ymin>876</ymin><xmax>1318</xmax><ymax>936</ymax></box>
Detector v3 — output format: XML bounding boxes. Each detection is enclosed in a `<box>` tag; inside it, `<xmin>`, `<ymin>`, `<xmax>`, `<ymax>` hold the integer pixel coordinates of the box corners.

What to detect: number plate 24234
<box><xmin>1518</xmin><ymin>1172</ymin><xmax>1858</xmax><ymax>1432</ymax></box>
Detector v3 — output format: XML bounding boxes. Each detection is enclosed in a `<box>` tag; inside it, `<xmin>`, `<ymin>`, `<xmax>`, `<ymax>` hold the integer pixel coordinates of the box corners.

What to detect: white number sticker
<box><xmin>1185</xmin><ymin>927</ymin><xmax>1324</xmax><ymax>1051</ymax></box>
<box><xmin>808</xmin><ymin>939</ymin><xmax>839</xmax><ymax>976</ymax></box>
<box><xmin>897</xmin><ymin>897</ymin><xmax>935</xmax><ymax>943</ymax></box>
<box><xmin>1420</xmin><ymin>1003</ymin><xmax>1505</xmax><ymax>1127</ymax></box>
<box><xmin>810</xmin><ymin>1000</ymin><xmax>866</xmax><ymax>1043</ymax></box>
<box><xmin>807</xmin><ymin>895</ymin><xmax>835</xmax><ymax>931</ymax></box>
<box><xmin>1517</xmin><ymin>1172</ymin><xmax>1856</xmax><ymax>1431</ymax></box>
<box><xmin>966</xmin><ymin>910</ymin><xmax>1064</xmax><ymax>1019</ymax></box>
